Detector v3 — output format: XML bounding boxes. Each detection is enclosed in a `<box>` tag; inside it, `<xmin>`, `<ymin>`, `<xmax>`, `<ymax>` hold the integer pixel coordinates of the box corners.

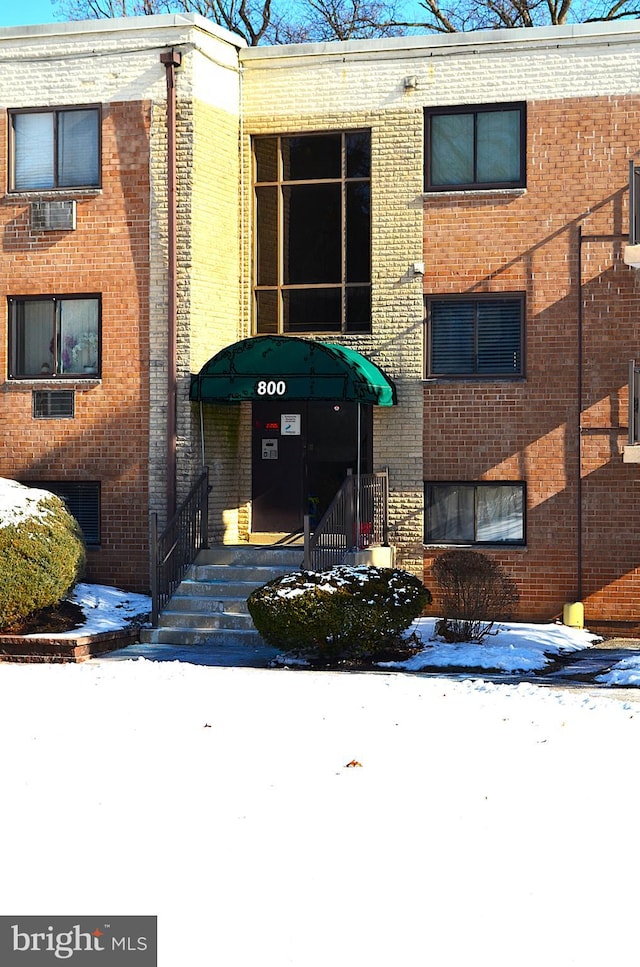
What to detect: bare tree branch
<box><xmin>55</xmin><ymin>0</ymin><xmax>640</xmax><ymax>45</ymax></box>
<box><xmin>413</xmin><ymin>0</ymin><xmax>640</xmax><ymax>31</ymax></box>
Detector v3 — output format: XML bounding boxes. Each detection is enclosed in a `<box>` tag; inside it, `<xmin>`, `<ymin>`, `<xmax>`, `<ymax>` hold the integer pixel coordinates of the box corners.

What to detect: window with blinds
<box><xmin>22</xmin><ymin>480</ymin><xmax>101</xmax><ymax>546</ymax></box>
<box><xmin>425</xmin><ymin>482</ymin><xmax>525</xmax><ymax>545</ymax></box>
<box><xmin>10</xmin><ymin>107</ymin><xmax>100</xmax><ymax>191</ymax></box>
<box><xmin>427</xmin><ymin>295</ymin><xmax>524</xmax><ymax>377</ymax></box>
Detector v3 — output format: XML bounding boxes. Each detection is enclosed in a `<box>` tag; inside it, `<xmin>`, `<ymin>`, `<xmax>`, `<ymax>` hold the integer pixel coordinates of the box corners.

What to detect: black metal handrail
<box><xmin>150</xmin><ymin>468</ymin><xmax>210</xmax><ymax>626</ymax></box>
<box><xmin>303</xmin><ymin>469</ymin><xmax>389</xmax><ymax>571</ymax></box>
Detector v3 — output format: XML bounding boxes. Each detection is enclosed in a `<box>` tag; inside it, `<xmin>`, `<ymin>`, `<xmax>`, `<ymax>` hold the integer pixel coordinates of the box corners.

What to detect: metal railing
<box><xmin>303</xmin><ymin>468</ymin><xmax>389</xmax><ymax>571</ymax></box>
<box><xmin>150</xmin><ymin>468</ymin><xmax>210</xmax><ymax>626</ymax></box>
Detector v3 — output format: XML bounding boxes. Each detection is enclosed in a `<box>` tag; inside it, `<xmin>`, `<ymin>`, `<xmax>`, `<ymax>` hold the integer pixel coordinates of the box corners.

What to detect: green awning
<box><xmin>189</xmin><ymin>335</ymin><xmax>397</xmax><ymax>406</ymax></box>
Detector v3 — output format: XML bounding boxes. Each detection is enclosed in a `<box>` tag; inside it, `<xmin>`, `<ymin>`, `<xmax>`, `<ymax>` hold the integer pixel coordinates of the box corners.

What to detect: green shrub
<box><xmin>247</xmin><ymin>564</ymin><xmax>431</xmax><ymax>663</ymax></box>
<box><xmin>431</xmin><ymin>549</ymin><xmax>519</xmax><ymax>643</ymax></box>
<box><xmin>0</xmin><ymin>480</ymin><xmax>86</xmax><ymax>630</ymax></box>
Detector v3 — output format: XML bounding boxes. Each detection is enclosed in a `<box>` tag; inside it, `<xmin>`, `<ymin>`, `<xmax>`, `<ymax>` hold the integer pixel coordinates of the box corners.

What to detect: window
<box><xmin>254</xmin><ymin>131</ymin><xmax>371</xmax><ymax>334</ymax></box>
<box><xmin>425</xmin><ymin>103</ymin><xmax>525</xmax><ymax>191</ymax></box>
<box><xmin>9</xmin><ymin>296</ymin><xmax>100</xmax><ymax>379</ymax></box>
<box><xmin>629</xmin><ymin>161</ymin><xmax>640</xmax><ymax>245</ymax></box>
<box><xmin>425</xmin><ymin>482</ymin><xmax>525</xmax><ymax>545</ymax></box>
<box><xmin>426</xmin><ymin>295</ymin><xmax>524</xmax><ymax>378</ymax></box>
<box><xmin>10</xmin><ymin>107</ymin><xmax>100</xmax><ymax>191</ymax></box>
<box><xmin>22</xmin><ymin>481</ymin><xmax>101</xmax><ymax>546</ymax></box>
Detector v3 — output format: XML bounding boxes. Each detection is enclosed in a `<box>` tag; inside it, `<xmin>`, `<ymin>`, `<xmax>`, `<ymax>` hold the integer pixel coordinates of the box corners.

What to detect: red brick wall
<box><xmin>0</xmin><ymin>100</ymin><xmax>152</xmax><ymax>593</ymax></box>
<box><xmin>423</xmin><ymin>95</ymin><xmax>640</xmax><ymax>626</ymax></box>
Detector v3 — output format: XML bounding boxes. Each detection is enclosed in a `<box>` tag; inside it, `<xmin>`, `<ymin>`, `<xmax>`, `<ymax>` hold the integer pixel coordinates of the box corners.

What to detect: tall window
<box><xmin>10</xmin><ymin>107</ymin><xmax>100</xmax><ymax>191</ymax></box>
<box><xmin>425</xmin><ymin>103</ymin><xmax>525</xmax><ymax>191</ymax></box>
<box><xmin>425</xmin><ymin>482</ymin><xmax>525</xmax><ymax>545</ymax></box>
<box><xmin>426</xmin><ymin>295</ymin><xmax>524</xmax><ymax>378</ymax></box>
<box><xmin>9</xmin><ymin>296</ymin><xmax>100</xmax><ymax>378</ymax></box>
<box><xmin>254</xmin><ymin>130</ymin><xmax>371</xmax><ymax>334</ymax></box>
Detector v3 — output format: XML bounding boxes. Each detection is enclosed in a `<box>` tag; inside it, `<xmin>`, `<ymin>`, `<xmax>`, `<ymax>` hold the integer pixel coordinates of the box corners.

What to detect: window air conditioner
<box><xmin>31</xmin><ymin>200</ymin><xmax>77</xmax><ymax>232</ymax></box>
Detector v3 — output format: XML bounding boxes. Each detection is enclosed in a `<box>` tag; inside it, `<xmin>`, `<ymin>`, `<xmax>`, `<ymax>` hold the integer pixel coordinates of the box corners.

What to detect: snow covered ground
<box><xmin>52</xmin><ymin>583</ymin><xmax>640</xmax><ymax>684</ymax></box>
<box><xmin>383</xmin><ymin>616</ymin><xmax>599</xmax><ymax>672</ymax></box>
<box><xmin>2</xmin><ymin>585</ymin><xmax>640</xmax><ymax>965</ymax></box>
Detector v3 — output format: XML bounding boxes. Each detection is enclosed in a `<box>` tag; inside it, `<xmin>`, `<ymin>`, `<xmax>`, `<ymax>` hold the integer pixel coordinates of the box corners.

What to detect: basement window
<box><xmin>23</xmin><ymin>480</ymin><xmax>101</xmax><ymax>546</ymax></box>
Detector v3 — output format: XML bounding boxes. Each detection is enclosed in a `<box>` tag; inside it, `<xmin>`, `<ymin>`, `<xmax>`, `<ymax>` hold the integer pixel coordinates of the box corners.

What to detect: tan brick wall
<box><xmin>149</xmin><ymin>66</ymin><xmax>243</xmax><ymax>529</ymax></box>
<box><xmin>423</xmin><ymin>95</ymin><xmax>640</xmax><ymax>624</ymax></box>
<box><xmin>188</xmin><ymin>99</ymin><xmax>241</xmax><ymax>373</ymax></box>
<box><xmin>148</xmin><ymin>97</ymin><xmax>170</xmax><ymax>532</ymax></box>
<box><xmin>240</xmin><ymin>109</ymin><xmax>425</xmax><ymax>564</ymax></box>
<box><xmin>0</xmin><ymin>100</ymin><xmax>152</xmax><ymax>592</ymax></box>
<box><xmin>172</xmin><ymin>92</ymin><xmax>243</xmax><ymax>541</ymax></box>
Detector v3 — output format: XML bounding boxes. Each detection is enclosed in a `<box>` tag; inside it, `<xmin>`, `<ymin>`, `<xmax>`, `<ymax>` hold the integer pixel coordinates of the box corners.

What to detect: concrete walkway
<box><xmin>93</xmin><ymin>634</ymin><xmax>640</xmax><ymax>698</ymax></box>
<box><xmin>96</xmin><ymin>638</ymin><xmax>282</xmax><ymax>668</ymax></box>
<box><xmin>412</xmin><ymin>638</ymin><xmax>640</xmax><ymax>702</ymax></box>
<box><xmin>549</xmin><ymin>644</ymin><xmax>640</xmax><ymax>680</ymax></box>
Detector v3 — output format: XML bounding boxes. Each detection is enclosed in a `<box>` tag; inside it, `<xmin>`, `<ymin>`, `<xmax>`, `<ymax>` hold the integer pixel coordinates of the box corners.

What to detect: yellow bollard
<box><xmin>563</xmin><ymin>601</ymin><xmax>584</xmax><ymax>629</ymax></box>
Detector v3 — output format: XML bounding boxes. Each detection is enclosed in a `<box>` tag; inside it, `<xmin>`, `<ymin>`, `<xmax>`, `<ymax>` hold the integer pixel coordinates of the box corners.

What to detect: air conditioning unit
<box><xmin>31</xmin><ymin>200</ymin><xmax>77</xmax><ymax>232</ymax></box>
<box><xmin>32</xmin><ymin>390</ymin><xmax>75</xmax><ymax>419</ymax></box>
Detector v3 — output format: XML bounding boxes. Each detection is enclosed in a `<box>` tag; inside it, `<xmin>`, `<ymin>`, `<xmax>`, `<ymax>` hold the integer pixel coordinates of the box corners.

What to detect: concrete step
<box><xmin>152</xmin><ymin>609</ymin><xmax>254</xmax><ymax>631</ymax></box>
<box><xmin>196</xmin><ymin>545</ymin><xmax>303</xmax><ymax>567</ymax></box>
<box><xmin>146</xmin><ymin>543</ymin><xmax>302</xmax><ymax>652</ymax></box>
<box><xmin>177</xmin><ymin>578</ymin><xmax>271</xmax><ymax>599</ymax></box>
<box><xmin>168</xmin><ymin>590</ymin><xmax>250</xmax><ymax>614</ymax></box>
<box><xmin>140</xmin><ymin>626</ymin><xmax>266</xmax><ymax>648</ymax></box>
<box><xmin>190</xmin><ymin>563</ymin><xmax>298</xmax><ymax>584</ymax></box>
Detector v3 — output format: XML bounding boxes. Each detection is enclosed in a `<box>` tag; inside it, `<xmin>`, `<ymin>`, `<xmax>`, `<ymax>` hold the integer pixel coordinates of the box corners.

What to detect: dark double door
<box><xmin>251</xmin><ymin>400</ymin><xmax>372</xmax><ymax>533</ymax></box>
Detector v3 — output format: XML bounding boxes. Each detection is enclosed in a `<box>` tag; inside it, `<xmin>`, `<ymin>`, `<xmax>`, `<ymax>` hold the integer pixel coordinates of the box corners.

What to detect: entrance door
<box><xmin>251</xmin><ymin>402</ymin><xmax>305</xmax><ymax>533</ymax></box>
<box><xmin>251</xmin><ymin>401</ymin><xmax>372</xmax><ymax>534</ymax></box>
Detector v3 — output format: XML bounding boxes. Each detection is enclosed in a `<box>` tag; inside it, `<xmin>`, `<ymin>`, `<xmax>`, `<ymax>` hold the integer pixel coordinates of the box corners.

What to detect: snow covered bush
<box><xmin>0</xmin><ymin>479</ymin><xmax>85</xmax><ymax>630</ymax></box>
<box><xmin>431</xmin><ymin>549</ymin><xmax>519</xmax><ymax>643</ymax></box>
<box><xmin>247</xmin><ymin>564</ymin><xmax>431</xmax><ymax>663</ymax></box>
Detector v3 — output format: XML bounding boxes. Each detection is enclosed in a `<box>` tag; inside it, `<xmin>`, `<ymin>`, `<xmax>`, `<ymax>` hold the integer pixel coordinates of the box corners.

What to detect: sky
<box><xmin>0</xmin><ymin>1</ymin><xmax>59</xmax><ymax>26</ymax></box>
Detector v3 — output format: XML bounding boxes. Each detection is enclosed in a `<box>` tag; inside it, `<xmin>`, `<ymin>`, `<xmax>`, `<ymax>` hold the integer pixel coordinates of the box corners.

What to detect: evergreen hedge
<box><xmin>247</xmin><ymin>564</ymin><xmax>431</xmax><ymax>662</ymax></box>
<box><xmin>0</xmin><ymin>482</ymin><xmax>86</xmax><ymax>630</ymax></box>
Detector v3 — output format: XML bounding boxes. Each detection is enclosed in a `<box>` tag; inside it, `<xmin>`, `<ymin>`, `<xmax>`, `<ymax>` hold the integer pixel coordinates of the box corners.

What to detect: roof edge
<box><xmin>0</xmin><ymin>13</ymin><xmax>247</xmax><ymax>50</ymax></box>
<box><xmin>240</xmin><ymin>18</ymin><xmax>640</xmax><ymax>64</ymax></box>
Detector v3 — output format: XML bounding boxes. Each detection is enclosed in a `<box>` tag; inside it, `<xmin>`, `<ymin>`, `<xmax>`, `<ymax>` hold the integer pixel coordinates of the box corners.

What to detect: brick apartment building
<box><xmin>2</xmin><ymin>14</ymin><xmax>640</xmax><ymax>629</ymax></box>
